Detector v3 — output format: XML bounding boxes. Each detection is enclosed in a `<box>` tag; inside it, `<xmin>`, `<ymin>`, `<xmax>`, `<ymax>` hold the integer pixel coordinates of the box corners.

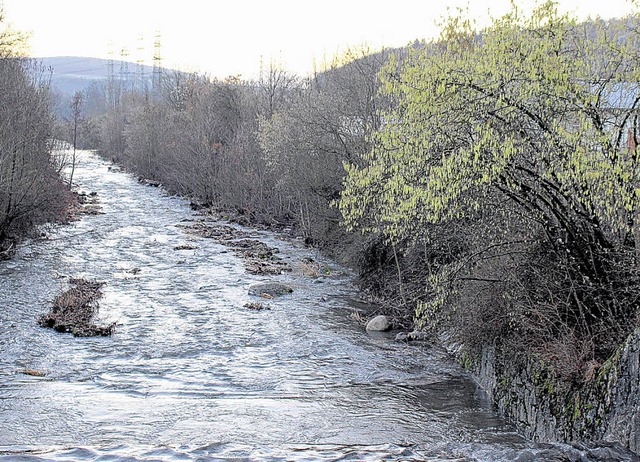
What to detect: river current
<box><xmin>0</xmin><ymin>151</ymin><xmax>637</xmax><ymax>461</ymax></box>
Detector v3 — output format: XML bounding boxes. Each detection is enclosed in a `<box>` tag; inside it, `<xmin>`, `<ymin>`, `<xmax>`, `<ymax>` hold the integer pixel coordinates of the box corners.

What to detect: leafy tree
<box><xmin>340</xmin><ymin>2</ymin><xmax>640</xmax><ymax>364</ymax></box>
<box><xmin>0</xmin><ymin>9</ymin><xmax>26</xmax><ymax>58</ymax></box>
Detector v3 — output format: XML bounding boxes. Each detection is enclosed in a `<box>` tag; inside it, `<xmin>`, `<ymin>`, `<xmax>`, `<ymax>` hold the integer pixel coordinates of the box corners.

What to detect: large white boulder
<box><xmin>366</xmin><ymin>315</ymin><xmax>391</xmax><ymax>332</ymax></box>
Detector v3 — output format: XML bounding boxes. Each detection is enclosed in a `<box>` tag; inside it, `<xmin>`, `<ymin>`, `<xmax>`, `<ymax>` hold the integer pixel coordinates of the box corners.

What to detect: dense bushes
<box><xmin>93</xmin><ymin>50</ymin><xmax>389</xmax><ymax>251</ymax></box>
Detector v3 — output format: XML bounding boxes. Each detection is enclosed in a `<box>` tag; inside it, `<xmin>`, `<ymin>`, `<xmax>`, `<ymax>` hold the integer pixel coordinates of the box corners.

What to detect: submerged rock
<box><xmin>224</xmin><ymin>239</ymin><xmax>291</xmax><ymax>275</ymax></box>
<box><xmin>243</xmin><ymin>301</ymin><xmax>271</xmax><ymax>311</ymax></box>
<box><xmin>366</xmin><ymin>315</ymin><xmax>391</xmax><ymax>332</ymax></box>
<box><xmin>174</xmin><ymin>243</ymin><xmax>199</xmax><ymax>251</ymax></box>
<box><xmin>246</xmin><ymin>261</ymin><xmax>288</xmax><ymax>275</ymax></box>
<box><xmin>179</xmin><ymin>222</ymin><xmax>247</xmax><ymax>240</ymax></box>
<box><xmin>248</xmin><ymin>282</ymin><xmax>293</xmax><ymax>298</ymax></box>
<box><xmin>396</xmin><ymin>330</ymin><xmax>431</xmax><ymax>342</ymax></box>
<box><xmin>178</xmin><ymin>222</ymin><xmax>291</xmax><ymax>275</ymax></box>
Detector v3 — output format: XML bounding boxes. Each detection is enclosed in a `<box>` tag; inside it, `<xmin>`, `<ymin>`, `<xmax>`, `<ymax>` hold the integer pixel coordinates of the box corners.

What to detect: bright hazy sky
<box><xmin>1</xmin><ymin>0</ymin><xmax>636</xmax><ymax>79</ymax></box>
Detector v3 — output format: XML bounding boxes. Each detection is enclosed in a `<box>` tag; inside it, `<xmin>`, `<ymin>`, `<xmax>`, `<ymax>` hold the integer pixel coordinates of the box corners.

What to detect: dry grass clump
<box><xmin>18</xmin><ymin>369</ymin><xmax>46</xmax><ymax>377</ymax></box>
<box><xmin>38</xmin><ymin>278</ymin><xmax>115</xmax><ymax>337</ymax></box>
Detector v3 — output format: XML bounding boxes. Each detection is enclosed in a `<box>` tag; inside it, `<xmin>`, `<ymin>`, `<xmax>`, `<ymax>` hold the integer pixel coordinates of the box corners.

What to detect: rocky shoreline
<box><xmin>178</xmin><ymin>221</ymin><xmax>292</xmax><ymax>276</ymax></box>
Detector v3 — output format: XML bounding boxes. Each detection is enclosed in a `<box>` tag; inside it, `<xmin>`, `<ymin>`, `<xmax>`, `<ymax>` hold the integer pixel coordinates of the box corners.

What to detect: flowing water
<box><xmin>0</xmin><ymin>151</ymin><xmax>637</xmax><ymax>462</ymax></box>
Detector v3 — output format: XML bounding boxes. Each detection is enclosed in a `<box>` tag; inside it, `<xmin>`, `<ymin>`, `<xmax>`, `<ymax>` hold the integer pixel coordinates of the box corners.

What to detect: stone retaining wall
<box><xmin>473</xmin><ymin>328</ymin><xmax>640</xmax><ymax>454</ymax></box>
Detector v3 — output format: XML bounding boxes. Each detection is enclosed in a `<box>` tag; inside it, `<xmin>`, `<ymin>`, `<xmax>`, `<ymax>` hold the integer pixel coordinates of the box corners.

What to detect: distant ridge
<box><xmin>36</xmin><ymin>56</ymin><xmax>157</xmax><ymax>95</ymax></box>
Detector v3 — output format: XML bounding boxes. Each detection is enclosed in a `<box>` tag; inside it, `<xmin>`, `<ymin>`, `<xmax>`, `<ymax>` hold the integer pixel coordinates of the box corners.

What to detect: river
<box><xmin>0</xmin><ymin>151</ymin><xmax>637</xmax><ymax>461</ymax></box>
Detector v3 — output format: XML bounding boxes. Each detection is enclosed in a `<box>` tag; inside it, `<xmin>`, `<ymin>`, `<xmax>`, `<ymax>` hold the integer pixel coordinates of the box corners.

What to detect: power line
<box><xmin>152</xmin><ymin>31</ymin><xmax>162</xmax><ymax>93</ymax></box>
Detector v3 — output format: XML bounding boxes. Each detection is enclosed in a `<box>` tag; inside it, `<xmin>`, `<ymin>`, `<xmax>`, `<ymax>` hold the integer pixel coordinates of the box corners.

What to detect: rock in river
<box><xmin>248</xmin><ymin>282</ymin><xmax>293</xmax><ymax>298</ymax></box>
<box><xmin>395</xmin><ymin>330</ymin><xmax>430</xmax><ymax>342</ymax></box>
<box><xmin>366</xmin><ymin>315</ymin><xmax>391</xmax><ymax>332</ymax></box>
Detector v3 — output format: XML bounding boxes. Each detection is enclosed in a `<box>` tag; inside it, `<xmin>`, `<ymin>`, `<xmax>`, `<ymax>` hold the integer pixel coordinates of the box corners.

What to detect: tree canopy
<box><xmin>341</xmin><ymin>2</ymin><xmax>640</xmax><ymax>243</ymax></box>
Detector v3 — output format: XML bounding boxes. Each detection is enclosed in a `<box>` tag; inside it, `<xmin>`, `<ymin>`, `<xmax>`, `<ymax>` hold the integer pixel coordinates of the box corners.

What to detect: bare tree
<box><xmin>257</xmin><ymin>46</ymin><xmax>389</xmax><ymax>240</ymax></box>
<box><xmin>257</xmin><ymin>58</ymin><xmax>298</xmax><ymax>118</ymax></box>
<box><xmin>0</xmin><ymin>58</ymin><xmax>68</xmax><ymax>253</ymax></box>
<box><xmin>68</xmin><ymin>90</ymin><xmax>84</xmax><ymax>188</ymax></box>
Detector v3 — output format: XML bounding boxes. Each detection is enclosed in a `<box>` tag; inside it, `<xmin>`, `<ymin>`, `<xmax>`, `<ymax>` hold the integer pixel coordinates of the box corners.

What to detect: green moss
<box><xmin>545</xmin><ymin>379</ymin><xmax>555</xmax><ymax>396</ymax></box>
<box><xmin>533</xmin><ymin>368</ymin><xmax>541</xmax><ymax>384</ymax></box>
<box><xmin>596</xmin><ymin>346</ymin><xmax>622</xmax><ymax>386</ymax></box>
<box><xmin>572</xmin><ymin>404</ymin><xmax>582</xmax><ymax>421</ymax></box>
<box><xmin>459</xmin><ymin>351</ymin><xmax>478</xmax><ymax>370</ymax></box>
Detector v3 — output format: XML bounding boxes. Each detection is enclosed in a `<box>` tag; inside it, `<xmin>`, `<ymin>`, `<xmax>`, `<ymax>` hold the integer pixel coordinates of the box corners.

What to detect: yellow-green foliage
<box><xmin>340</xmin><ymin>1</ymin><xmax>640</xmax><ymax>243</ymax></box>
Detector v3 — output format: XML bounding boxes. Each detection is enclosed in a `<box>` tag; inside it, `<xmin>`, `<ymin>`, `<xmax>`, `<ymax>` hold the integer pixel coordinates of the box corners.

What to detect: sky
<box><xmin>0</xmin><ymin>0</ymin><xmax>636</xmax><ymax>79</ymax></box>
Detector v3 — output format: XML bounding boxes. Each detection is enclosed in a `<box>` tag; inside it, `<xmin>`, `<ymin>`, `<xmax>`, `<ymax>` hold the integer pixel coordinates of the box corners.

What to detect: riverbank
<box><xmin>0</xmin><ymin>188</ymin><xmax>102</xmax><ymax>261</ymax></box>
<box><xmin>470</xmin><ymin>330</ymin><xmax>640</xmax><ymax>454</ymax></box>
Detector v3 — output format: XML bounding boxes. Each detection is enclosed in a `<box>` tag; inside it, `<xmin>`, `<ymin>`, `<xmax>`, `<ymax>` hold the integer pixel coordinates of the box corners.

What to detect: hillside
<box><xmin>37</xmin><ymin>56</ymin><xmax>156</xmax><ymax>95</ymax></box>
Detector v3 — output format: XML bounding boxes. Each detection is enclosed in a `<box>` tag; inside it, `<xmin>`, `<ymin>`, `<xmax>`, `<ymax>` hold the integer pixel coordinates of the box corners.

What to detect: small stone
<box><xmin>248</xmin><ymin>282</ymin><xmax>293</xmax><ymax>298</ymax></box>
<box><xmin>366</xmin><ymin>315</ymin><xmax>391</xmax><ymax>332</ymax></box>
<box><xmin>407</xmin><ymin>330</ymin><xmax>430</xmax><ymax>342</ymax></box>
<box><xmin>243</xmin><ymin>302</ymin><xmax>270</xmax><ymax>311</ymax></box>
<box><xmin>395</xmin><ymin>332</ymin><xmax>409</xmax><ymax>342</ymax></box>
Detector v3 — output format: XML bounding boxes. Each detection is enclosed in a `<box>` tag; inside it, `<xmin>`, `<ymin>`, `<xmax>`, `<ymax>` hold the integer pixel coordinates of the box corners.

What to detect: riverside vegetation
<box><xmin>2</xmin><ymin>0</ymin><xmax>640</xmax><ymax>453</ymax></box>
<box><xmin>0</xmin><ymin>12</ymin><xmax>73</xmax><ymax>258</ymax></box>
